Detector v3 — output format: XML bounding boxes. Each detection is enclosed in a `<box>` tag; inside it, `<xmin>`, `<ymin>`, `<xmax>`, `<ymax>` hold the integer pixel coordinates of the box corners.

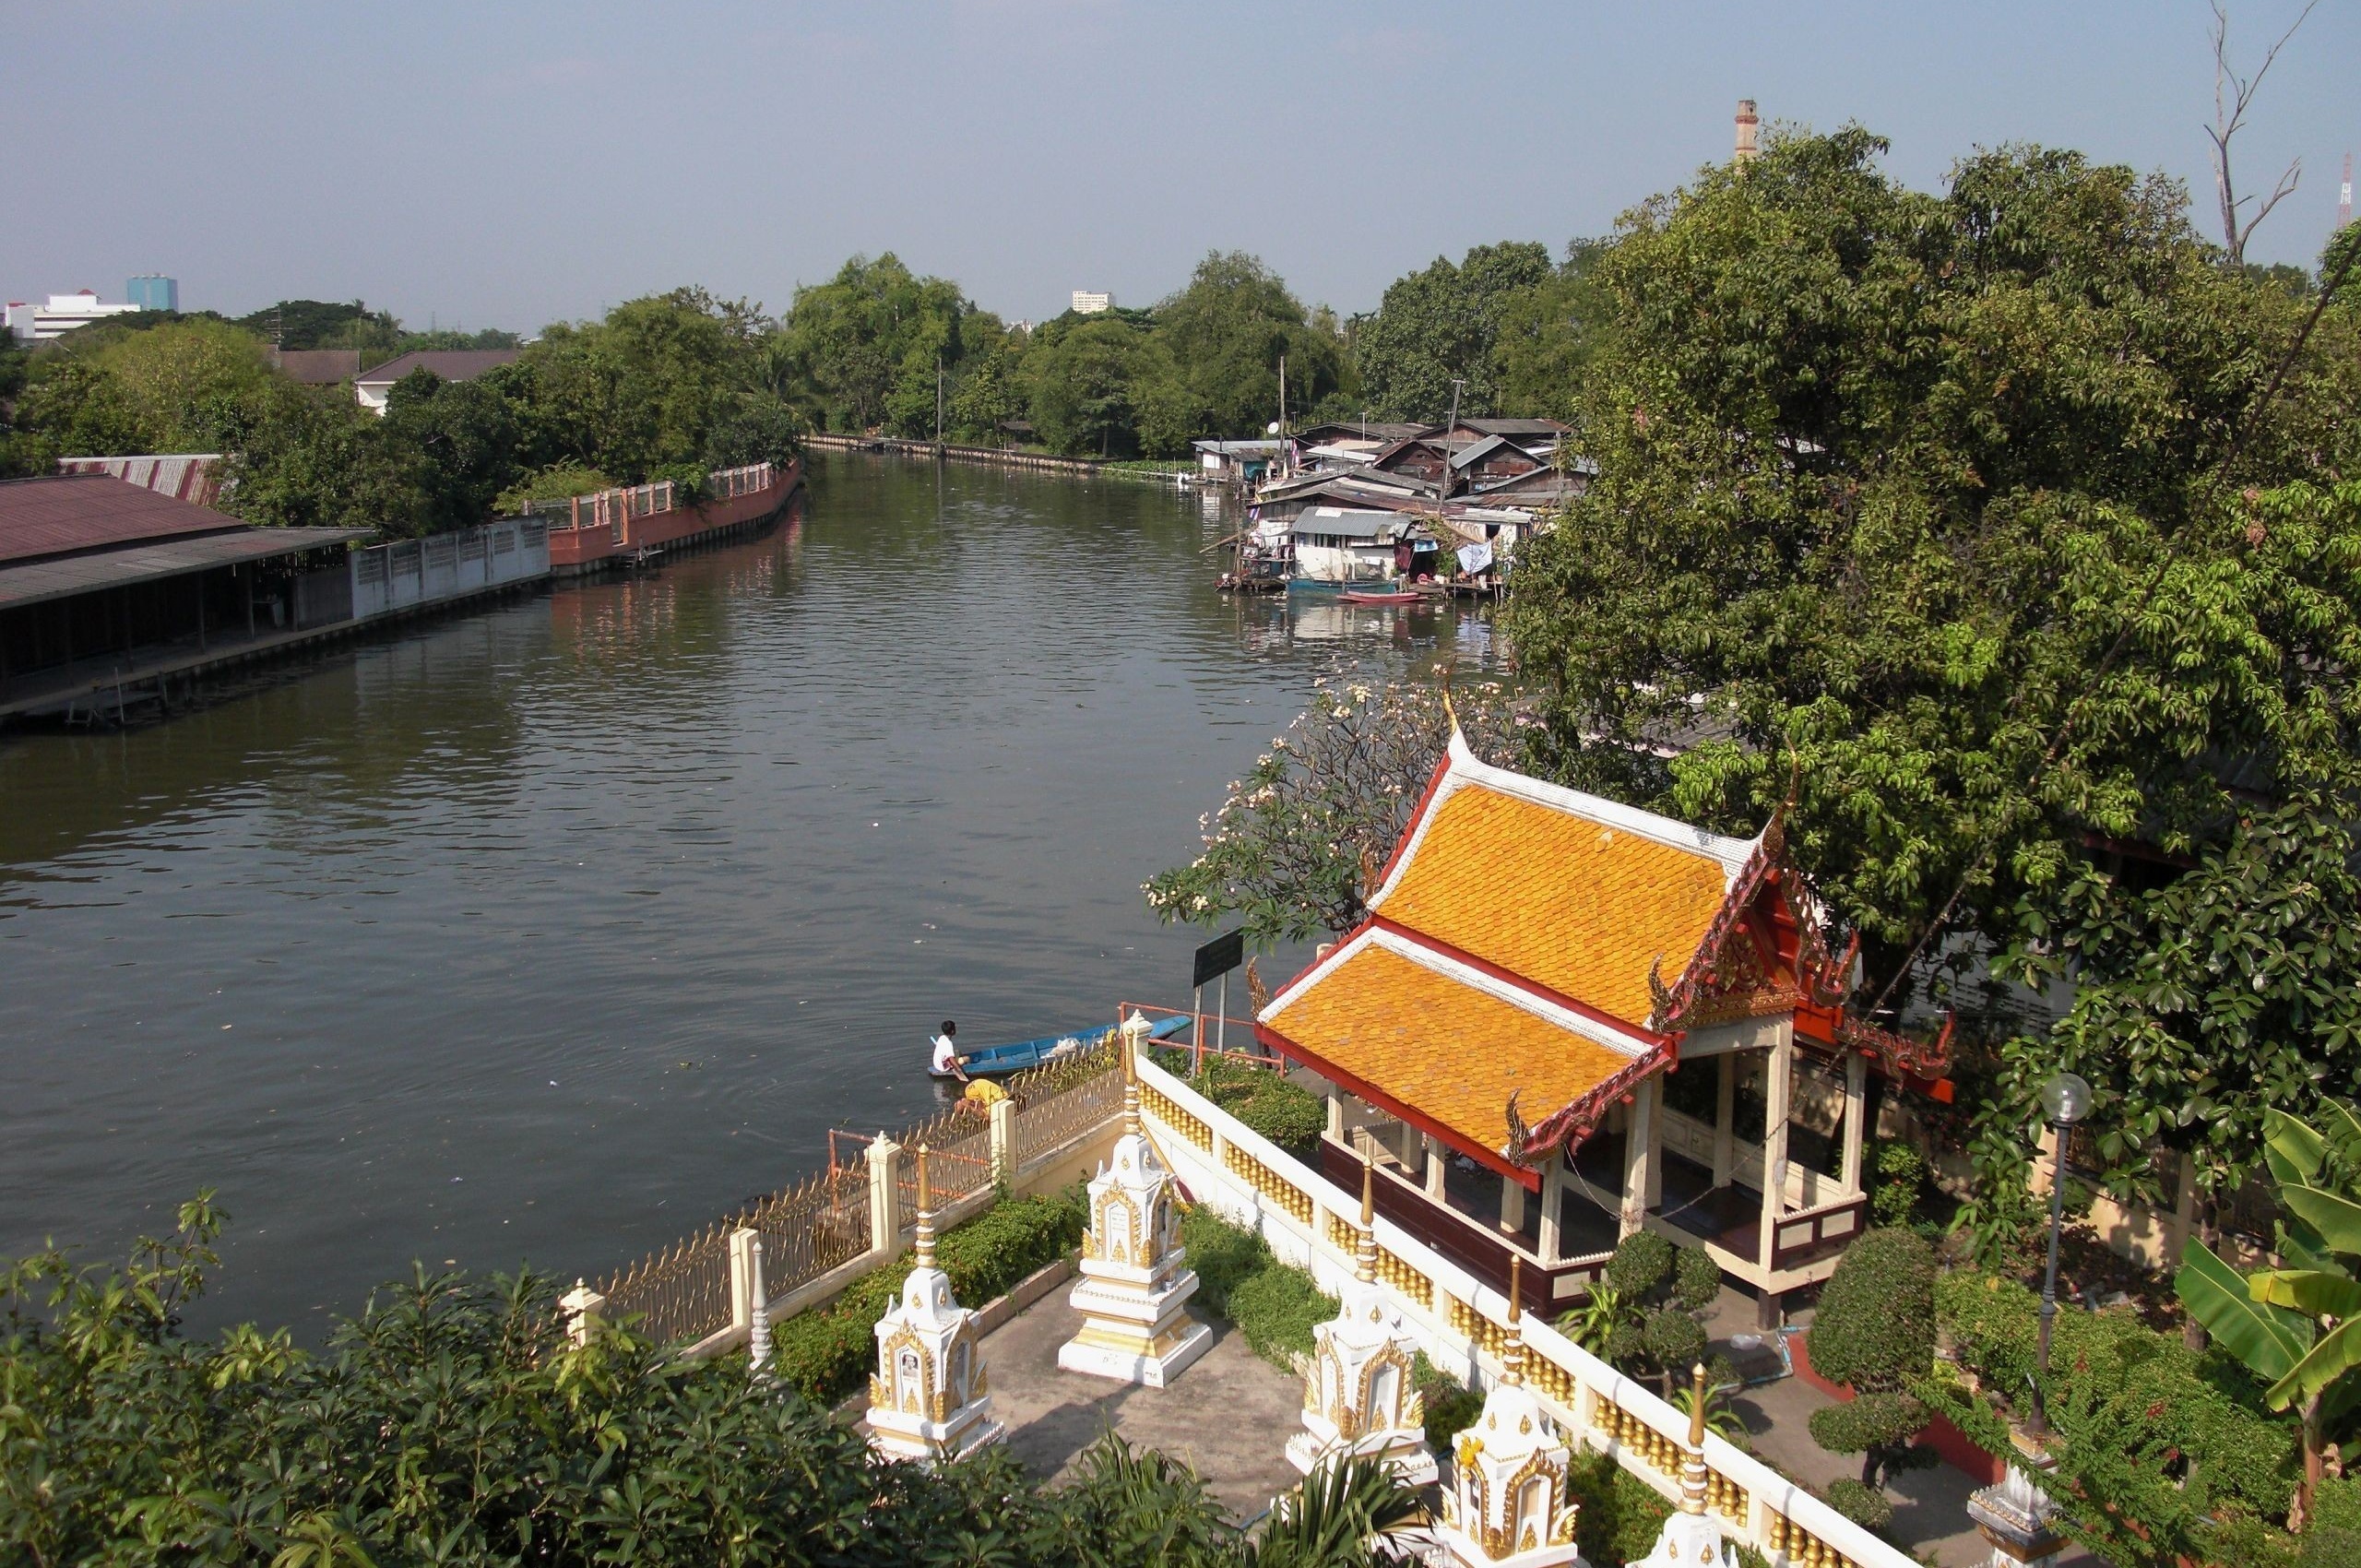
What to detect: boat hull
<box><xmin>931</xmin><ymin>1013</ymin><xmax>1192</xmax><ymax>1078</ymax></box>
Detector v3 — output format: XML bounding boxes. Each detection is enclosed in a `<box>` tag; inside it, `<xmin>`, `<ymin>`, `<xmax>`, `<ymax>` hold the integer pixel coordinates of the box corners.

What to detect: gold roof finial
<box><xmin>913</xmin><ymin>1143</ymin><xmax>937</xmax><ymax>1268</ymax></box>
<box><xmin>1679</xmin><ymin>1360</ymin><xmax>1712</xmax><ymax>1515</ymax></box>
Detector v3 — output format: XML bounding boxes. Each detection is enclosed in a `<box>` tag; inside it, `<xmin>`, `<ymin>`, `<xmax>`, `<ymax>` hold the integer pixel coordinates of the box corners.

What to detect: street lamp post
<box><xmin>2029</xmin><ymin>1071</ymin><xmax>2091</xmax><ymax>1438</ymax></box>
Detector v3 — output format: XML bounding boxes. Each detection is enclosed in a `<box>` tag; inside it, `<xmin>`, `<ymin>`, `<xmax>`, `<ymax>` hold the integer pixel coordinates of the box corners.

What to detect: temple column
<box><xmin>1756</xmin><ymin>1036</ymin><xmax>1794</xmax><ymax>1325</ymax></box>
<box><xmin>1711</xmin><ymin>1053</ymin><xmax>1736</xmax><ymax>1188</ymax></box>
<box><xmin>1619</xmin><ymin>1079</ymin><xmax>1655</xmax><ymax>1237</ymax></box>
<box><xmin>1499</xmin><ymin>1172</ymin><xmax>1525</xmax><ymax>1237</ymax></box>
<box><xmin>1537</xmin><ymin>1150</ymin><xmax>1566</xmax><ymax>1265</ymax></box>
<box><xmin>1841</xmin><ymin>1050</ymin><xmax>1869</xmax><ymax>1195</ymax></box>
<box><xmin>1325</xmin><ymin>1084</ymin><xmax>1345</xmax><ymax>1141</ymax></box>
<box><xmin>1426</xmin><ymin>1134</ymin><xmax>1447</xmax><ymax>1199</ymax></box>
<box><xmin>1644</xmin><ymin>1077</ymin><xmax>1666</xmax><ymax>1210</ymax></box>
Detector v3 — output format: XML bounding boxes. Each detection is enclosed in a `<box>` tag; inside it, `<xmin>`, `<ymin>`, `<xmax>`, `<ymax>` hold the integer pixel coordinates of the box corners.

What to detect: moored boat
<box><xmin>931</xmin><ymin>1012</ymin><xmax>1193</xmax><ymax>1078</ymax></box>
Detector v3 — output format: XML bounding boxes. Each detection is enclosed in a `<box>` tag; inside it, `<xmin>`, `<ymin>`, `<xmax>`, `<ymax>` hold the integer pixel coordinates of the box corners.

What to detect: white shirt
<box><xmin>931</xmin><ymin>1033</ymin><xmax>960</xmax><ymax>1073</ymax></box>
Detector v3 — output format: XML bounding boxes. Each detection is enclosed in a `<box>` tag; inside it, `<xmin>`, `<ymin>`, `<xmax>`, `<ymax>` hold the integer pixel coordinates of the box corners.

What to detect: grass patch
<box><xmin>1179</xmin><ymin>1206</ymin><xmax>1334</xmax><ymax>1371</ymax></box>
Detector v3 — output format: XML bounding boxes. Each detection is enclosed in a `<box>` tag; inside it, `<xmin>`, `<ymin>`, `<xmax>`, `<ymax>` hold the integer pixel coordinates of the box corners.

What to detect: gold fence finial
<box><xmin>913</xmin><ymin>1143</ymin><xmax>938</xmax><ymax>1268</ymax></box>
<box><xmin>1502</xmin><ymin>1254</ymin><xmax>1527</xmax><ymax>1385</ymax></box>
<box><xmin>1680</xmin><ymin>1360</ymin><xmax>1712</xmax><ymax>1515</ymax></box>
<box><xmin>1356</xmin><ymin>1151</ymin><xmax>1379</xmax><ymax>1284</ymax></box>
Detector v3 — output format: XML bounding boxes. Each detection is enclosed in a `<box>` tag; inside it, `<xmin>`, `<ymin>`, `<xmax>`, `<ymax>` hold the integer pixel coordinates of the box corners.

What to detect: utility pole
<box><xmin>1442</xmin><ymin>377</ymin><xmax>1465</xmax><ymax>498</ymax></box>
<box><xmin>1277</xmin><ymin>353</ymin><xmax>1287</xmax><ymax>476</ymax></box>
<box><xmin>935</xmin><ymin>356</ymin><xmax>944</xmax><ymax>447</ymax></box>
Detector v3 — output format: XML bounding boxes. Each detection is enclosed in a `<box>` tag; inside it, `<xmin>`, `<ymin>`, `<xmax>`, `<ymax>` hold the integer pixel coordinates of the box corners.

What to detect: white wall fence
<box><xmin>350</xmin><ymin>517</ymin><xmax>550</xmax><ymax>620</ymax></box>
<box><xmin>1135</xmin><ymin>1054</ymin><xmax>1909</xmax><ymax>1568</ymax></box>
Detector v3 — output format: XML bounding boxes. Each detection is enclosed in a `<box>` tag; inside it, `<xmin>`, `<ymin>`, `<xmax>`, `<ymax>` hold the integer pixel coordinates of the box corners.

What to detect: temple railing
<box><xmin>1137</xmin><ymin>1054</ymin><xmax>1908</xmax><ymax>1568</ymax></box>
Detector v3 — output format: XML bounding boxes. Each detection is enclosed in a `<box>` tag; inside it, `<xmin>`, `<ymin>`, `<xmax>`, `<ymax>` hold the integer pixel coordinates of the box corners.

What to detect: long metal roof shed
<box><xmin>0</xmin><ymin>527</ymin><xmax>371</xmax><ymax>612</ymax></box>
<box><xmin>0</xmin><ymin>472</ymin><xmax>248</xmax><ymax>564</ymax></box>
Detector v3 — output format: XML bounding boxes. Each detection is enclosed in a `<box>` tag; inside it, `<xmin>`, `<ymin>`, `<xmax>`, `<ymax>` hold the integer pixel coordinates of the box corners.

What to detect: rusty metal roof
<box><xmin>0</xmin><ymin>474</ymin><xmax>248</xmax><ymax>566</ymax></box>
<box><xmin>0</xmin><ymin>527</ymin><xmax>370</xmax><ymax>612</ymax></box>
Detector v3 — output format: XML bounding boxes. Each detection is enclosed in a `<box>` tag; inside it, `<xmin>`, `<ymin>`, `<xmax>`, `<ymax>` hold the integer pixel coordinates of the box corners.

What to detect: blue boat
<box><xmin>932</xmin><ymin>1013</ymin><xmax>1193</xmax><ymax>1079</ymax></box>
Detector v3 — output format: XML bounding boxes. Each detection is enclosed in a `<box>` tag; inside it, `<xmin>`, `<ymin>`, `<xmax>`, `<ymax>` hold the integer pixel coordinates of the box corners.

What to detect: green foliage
<box><xmin>1937</xmin><ymin>1270</ymin><xmax>2299</xmax><ymax>1529</ymax></box>
<box><xmin>1179</xmin><ymin>1206</ymin><xmax>1334</xmax><ymax>1371</ymax></box>
<box><xmin>494</xmin><ymin>464</ymin><xmax>612</xmax><ymax>513</ymax></box>
<box><xmin>1672</xmin><ymin>1244</ymin><xmax>1725</xmax><ymax>1313</ymax></box>
<box><xmin>1503</xmin><ymin>125</ymin><xmax>2361</xmax><ymax>1241</ymax></box>
<box><xmin>1026</xmin><ymin>315</ymin><xmax>1171</xmax><ymax>458</ymax></box>
<box><xmin>235</xmin><ymin>298</ymin><xmax>402</xmax><ymax>358</ymax></box>
<box><xmin>1188</xmin><ymin>1058</ymin><xmax>1326</xmax><ymax>1160</ymax></box>
<box><xmin>1352</xmin><ymin>241</ymin><xmax>1569</xmax><ymax>422</ymax></box>
<box><xmin>1823</xmin><ymin>1479</ymin><xmax>1895</xmax><ymax>1536</ymax></box>
<box><xmin>1808</xmin><ymin>1392</ymin><xmax>1936</xmax><ymax>1491</ymax></box>
<box><xmin>381</xmin><ymin>369</ymin><xmax>524</xmax><ymax>533</ymax></box>
<box><xmin>2301</xmin><ymin>1477</ymin><xmax>2361</xmax><ymax>1564</ymax></box>
<box><xmin>1563</xmin><ymin>1449</ymin><xmax>1674</xmax><ymax>1566</ymax></box>
<box><xmin>780</xmin><ymin>253</ymin><xmax>970</xmax><ymax>435</ymax></box>
<box><xmin>1145</xmin><ymin>677</ymin><xmax>1526</xmax><ymax>942</ymax></box>
<box><xmin>1808</xmin><ymin>1228</ymin><xmax>1936</xmax><ymax>1394</ymax></box>
<box><xmin>1870</xmin><ymin>1140</ymin><xmax>1929</xmax><ymax>1229</ymax></box>
<box><xmin>1411</xmin><ymin>1352</ymin><xmax>1484</xmax><ymax>1450</ymax></box>
<box><xmin>1248</xmin><ymin>1454</ymin><xmax>1423</xmax><ymax>1568</ymax></box>
<box><xmin>1153</xmin><ymin>250</ymin><xmax>1343</xmax><ymax>440</ymax></box>
<box><xmin>1641</xmin><ymin>1304</ymin><xmax>1706</xmax><ymax>1371</ymax></box>
<box><xmin>1228</xmin><ymin>1260</ymin><xmax>1334</xmax><ymax>1367</ymax></box>
<box><xmin>1605</xmin><ymin>1230</ymin><xmax>1675</xmax><ymax>1298</ymax></box>
<box><xmin>769</xmin><ymin>1185</ymin><xmax>1086</xmax><ymax>1403</ymax></box>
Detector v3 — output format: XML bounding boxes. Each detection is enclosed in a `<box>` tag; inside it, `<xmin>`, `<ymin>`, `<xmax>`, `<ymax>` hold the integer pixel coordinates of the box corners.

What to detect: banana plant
<box><xmin>2176</xmin><ymin>1099</ymin><xmax>2361</xmax><ymax>1529</ymax></box>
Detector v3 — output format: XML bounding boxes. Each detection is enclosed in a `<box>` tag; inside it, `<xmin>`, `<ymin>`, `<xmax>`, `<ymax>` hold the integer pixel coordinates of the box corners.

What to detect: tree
<box><xmin>2204</xmin><ymin>0</ymin><xmax>2318</xmax><ymax>264</ymax></box>
<box><xmin>1152</xmin><ymin>251</ymin><xmax>1343</xmax><ymax>439</ymax></box>
<box><xmin>381</xmin><ymin>368</ymin><xmax>524</xmax><ymax>533</ymax></box>
<box><xmin>2178</xmin><ymin>1099</ymin><xmax>2361</xmax><ymax>1529</ymax></box>
<box><xmin>1491</xmin><ymin>240</ymin><xmax>1614</xmax><ymax>421</ymax></box>
<box><xmin>1806</xmin><ymin>1229</ymin><xmax>1939</xmax><ymax>1496</ymax></box>
<box><xmin>1351</xmin><ymin>242</ymin><xmax>1553</xmax><ymax>421</ymax></box>
<box><xmin>219</xmin><ymin>390</ymin><xmax>433</xmax><ymax>536</ymax></box>
<box><xmin>1144</xmin><ymin>678</ymin><xmax>1526</xmax><ymax>943</ymax></box>
<box><xmin>1503</xmin><ymin>124</ymin><xmax>2361</xmax><ymax>1231</ymax></box>
<box><xmin>1026</xmin><ymin>315</ymin><xmax>1167</xmax><ymax>458</ymax></box>
<box><xmin>781</xmin><ymin>255</ymin><xmax>970</xmax><ymax>434</ymax></box>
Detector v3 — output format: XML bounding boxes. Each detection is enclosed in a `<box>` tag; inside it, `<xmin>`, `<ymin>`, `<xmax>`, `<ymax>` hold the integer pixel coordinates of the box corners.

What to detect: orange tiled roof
<box><xmin>1264</xmin><ymin>939</ymin><xmax>1642</xmax><ymax>1155</ymax></box>
<box><xmin>1373</xmin><ymin>780</ymin><xmax>1732</xmax><ymax>1024</ymax></box>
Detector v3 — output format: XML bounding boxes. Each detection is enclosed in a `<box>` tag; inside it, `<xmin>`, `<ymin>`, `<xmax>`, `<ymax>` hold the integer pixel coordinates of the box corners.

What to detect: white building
<box><xmin>6</xmin><ymin>291</ymin><xmax>142</xmax><ymax>340</ymax></box>
<box><xmin>1071</xmin><ymin>290</ymin><xmax>1112</xmax><ymax>315</ymax></box>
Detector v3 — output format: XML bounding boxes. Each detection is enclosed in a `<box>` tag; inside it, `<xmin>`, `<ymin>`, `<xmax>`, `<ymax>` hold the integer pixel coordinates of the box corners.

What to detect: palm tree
<box><xmin>1246</xmin><ymin>1455</ymin><xmax>1426</xmax><ymax>1568</ymax></box>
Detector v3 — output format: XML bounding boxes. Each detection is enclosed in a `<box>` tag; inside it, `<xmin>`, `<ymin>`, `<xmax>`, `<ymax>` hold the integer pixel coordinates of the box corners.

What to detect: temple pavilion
<box><xmin>1254</xmin><ymin>730</ymin><xmax>1951</xmax><ymax>1324</ymax></box>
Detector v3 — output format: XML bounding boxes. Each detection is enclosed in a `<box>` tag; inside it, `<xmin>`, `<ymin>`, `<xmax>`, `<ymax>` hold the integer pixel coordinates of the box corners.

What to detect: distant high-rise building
<box><xmin>126</xmin><ymin>275</ymin><xmax>178</xmax><ymax>313</ymax></box>
<box><xmin>1072</xmin><ymin>290</ymin><xmax>1112</xmax><ymax>315</ymax></box>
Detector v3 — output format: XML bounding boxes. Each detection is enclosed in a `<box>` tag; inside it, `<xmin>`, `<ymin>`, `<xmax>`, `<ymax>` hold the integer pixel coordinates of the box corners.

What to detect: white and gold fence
<box><xmin>1135</xmin><ymin>1054</ymin><xmax>1907</xmax><ymax>1568</ymax></box>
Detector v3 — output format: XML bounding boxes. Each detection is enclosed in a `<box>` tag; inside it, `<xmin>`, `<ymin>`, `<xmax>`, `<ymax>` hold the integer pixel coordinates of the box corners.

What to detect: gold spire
<box><xmin>1501</xmin><ymin>1254</ymin><xmax>1526</xmax><ymax>1385</ymax></box>
<box><xmin>913</xmin><ymin>1144</ymin><xmax>937</xmax><ymax>1268</ymax></box>
<box><xmin>1356</xmin><ymin>1151</ymin><xmax>1378</xmax><ymax>1284</ymax></box>
<box><xmin>1679</xmin><ymin>1360</ymin><xmax>1711</xmax><ymax>1515</ymax></box>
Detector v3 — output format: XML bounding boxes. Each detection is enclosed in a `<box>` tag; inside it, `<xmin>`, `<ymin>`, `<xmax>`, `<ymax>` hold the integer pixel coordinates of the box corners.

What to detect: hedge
<box><xmin>771</xmin><ymin>1185</ymin><xmax>1088</xmax><ymax>1403</ymax></box>
<box><xmin>1153</xmin><ymin>1051</ymin><xmax>1327</xmax><ymax>1161</ymax></box>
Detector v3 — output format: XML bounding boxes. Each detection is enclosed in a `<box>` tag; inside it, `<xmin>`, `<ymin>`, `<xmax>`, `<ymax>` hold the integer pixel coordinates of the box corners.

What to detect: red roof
<box><xmin>0</xmin><ymin>474</ymin><xmax>247</xmax><ymax>566</ymax></box>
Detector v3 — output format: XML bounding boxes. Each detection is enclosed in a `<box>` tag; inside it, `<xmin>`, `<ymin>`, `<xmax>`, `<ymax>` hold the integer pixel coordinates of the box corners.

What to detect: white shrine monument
<box><xmin>863</xmin><ymin>1146</ymin><xmax>1004</xmax><ymax>1466</ymax></box>
<box><xmin>1436</xmin><ymin>1259</ymin><xmax>1583</xmax><ymax>1568</ymax></box>
<box><xmin>1058</xmin><ymin>1013</ymin><xmax>1213</xmax><ymax>1385</ymax></box>
<box><xmin>1628</xmin><ymin>1364</ymin><xmax>1738</xmax><ymax>1568</ymax></box>
<box><xmin>1287</xmin><ymin>1153</ymin><xmax>1436</xmax><ymax>1483</ymax></box>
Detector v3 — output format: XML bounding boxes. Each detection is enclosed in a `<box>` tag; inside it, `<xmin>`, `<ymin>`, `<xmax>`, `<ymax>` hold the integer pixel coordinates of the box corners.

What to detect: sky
<box><xmin>6</xmin><ymin>0</ymin><xmax>2355</xmax><ymax>333</ymax></box>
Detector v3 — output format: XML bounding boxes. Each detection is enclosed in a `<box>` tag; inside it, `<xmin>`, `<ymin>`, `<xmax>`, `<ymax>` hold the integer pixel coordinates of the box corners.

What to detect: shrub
<box><xmin>1870</xmin><ymin>1140</ymin><xmax>1929</xmax><ymax>1229</ymax></box>
<box><xmin>2303</xmin><ymin>1477</ymin><xmax>2361</xmax><ymax>1564</ymax></box>
<box><xmin>1672</xmin><ymin>1245</ymin><xmax>1724</xmax><ymax>1313</ymax></box>
<box><xmin>1935</xmin><ymin>1270</ymin><xmax>2298</xmax><ymax>1522</ymax></box>
<box><xmin>1808</xmin><ymin>1228</ymin><xmax>1935</xmax><ymax>1394</ymax></box>
<box><xmin>1188</xmin><ymin>1057</ymin><xmax>1326</xmax><ymax>1161</ymax></box>
<box><xmin>1605</xmin><ymin>1230</ymin><xmax>1676</xmax><ymax>1298</ymax></box>
<box><xmin>1642</xmin><ymin>1306</ymin><xmax>1707</xmax><ymax>1372</ymax></box>
<box><xmin>1808</xmin><ymin>1392</ymin><xmax>1938</xmax><ymax>1491</ymax></box>
<box><xmin>1228</xmin><ymin>1256</ymin><xmax>1335</xmax><ymax>1365</ymax></box>
<box><xmin>1413</xmin><ymin>1352</ymin><xmax>1485</xmax><ymax>1451</ymax></box>
<box><xmin>651</xmin><ymin>459</ymin><xmax>709</xmax><ymax>505</ymax></box>
<box><xmin>1825</xmin><ymin>1479</ymin><xmax>1895</xmax><ymax>1535</ymax></box>
<box><xmin>1179</xmin><ymin>1205</ymin><xmax>1336</xmax><ymax>1371</ymax></box>
<box><xmin>771</xmin><ymin>1186</ymin><xmax>1086</xmax><ymax>1404</ymax></box>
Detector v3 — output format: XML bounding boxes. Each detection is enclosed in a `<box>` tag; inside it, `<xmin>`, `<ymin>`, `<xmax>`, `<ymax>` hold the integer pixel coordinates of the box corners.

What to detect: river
<box><xmin>0</xmin><ymin>454</ymin><xmax>1498</xmax><ymax>1336</ymax></box>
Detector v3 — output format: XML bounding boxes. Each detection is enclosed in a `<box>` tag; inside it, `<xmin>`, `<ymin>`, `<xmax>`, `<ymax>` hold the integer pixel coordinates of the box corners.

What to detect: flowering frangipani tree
<box><xmin>1145</xmin><ymin>678</ymin><xmax>1527</xmax><ymax>944</ymax></box>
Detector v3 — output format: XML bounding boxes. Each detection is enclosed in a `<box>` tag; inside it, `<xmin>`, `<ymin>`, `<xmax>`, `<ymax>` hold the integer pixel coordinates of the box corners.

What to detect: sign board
<box><xmin>1192</xmin><ymin>929</ymin><xmax>1245</xmax><ymax>989</ymax></box>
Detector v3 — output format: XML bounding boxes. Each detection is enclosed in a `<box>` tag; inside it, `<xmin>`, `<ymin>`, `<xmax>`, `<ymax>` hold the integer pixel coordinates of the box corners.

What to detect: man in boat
<box><xmin>931</xmin><ymin>1020</ymin><xmax>969</xmax><ymax>1082</ymax></box>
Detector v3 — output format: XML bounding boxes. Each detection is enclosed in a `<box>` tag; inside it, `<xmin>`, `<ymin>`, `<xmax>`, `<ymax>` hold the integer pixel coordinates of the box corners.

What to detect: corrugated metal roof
<box><xmin>0</xmin><ymin>528</ymin><xmax>370</xmax><ymax>612</ymax></box>
<box><xmin>1292</xmin><ymin>507</ymin><xmax>1405</xmax><ymax>541</ymax></box>
<box><xmin>54</xmin><ymin>454</ymin><xmax>226</xmax><ymax>507</ymax></box>
<box><xmin>0</xmin><ymin>474</ymin><xmax>247</xmax><ymax>565</ymax></box>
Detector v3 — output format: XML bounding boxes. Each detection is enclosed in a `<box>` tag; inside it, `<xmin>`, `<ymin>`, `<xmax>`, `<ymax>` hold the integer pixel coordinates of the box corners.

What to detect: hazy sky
<box><xmin>7</xmin><ymin>1</ymin><xmax>2355</xmax><ymax>332</ymax></box>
